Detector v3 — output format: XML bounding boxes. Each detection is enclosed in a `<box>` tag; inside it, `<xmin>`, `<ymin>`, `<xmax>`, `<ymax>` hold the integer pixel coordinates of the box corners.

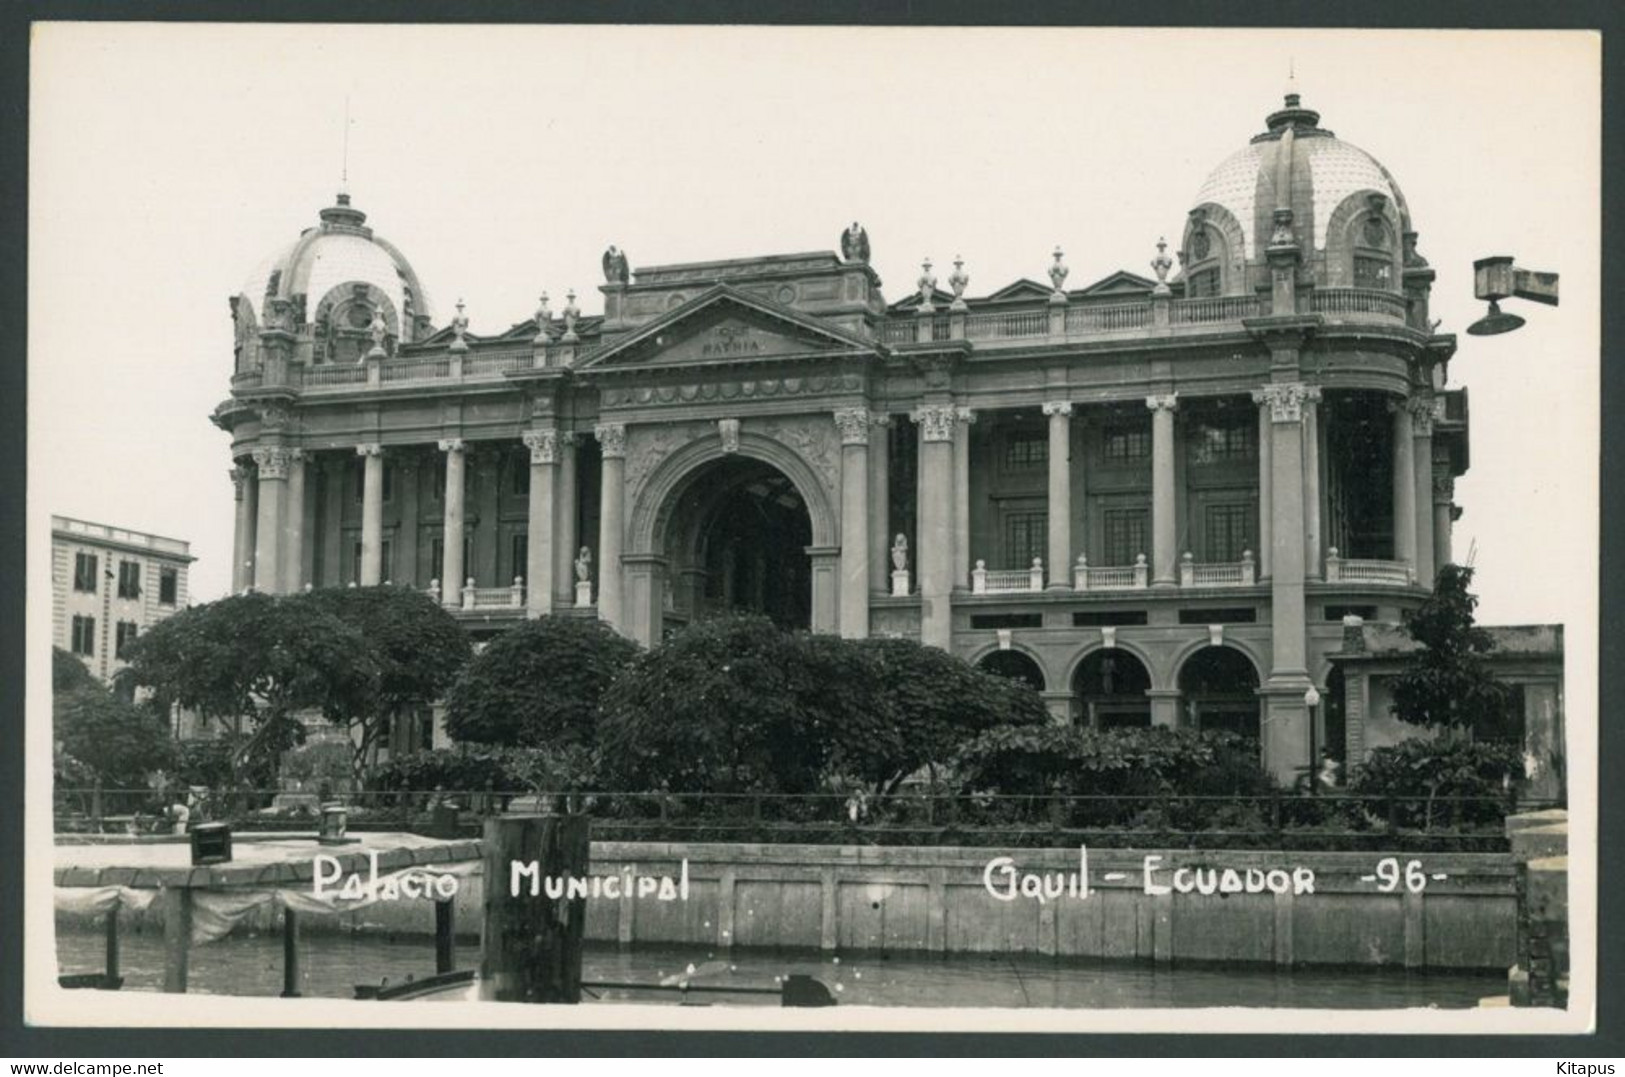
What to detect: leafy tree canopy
<box><xmin>1390</xmin><ymin>564</ymin><xmax>1512</xmax><ymax>736</ymax></box>
<box><xmin>954</xmin><ymin>725</ymin><xmax>1272</xmax><ymax>798</ymax></box>
<box><xmin>52</xmin><ymin>646</ymin><xmax>100</xmax><ymax>696</ymax></box>
<box><xmin>445</xmin><ymin>615</ymin><xmax>637</xmax><ymax>749</ymax></box>
<box><xmin>53</xmin><ymin>677</ymin><xmax>175</xmax><ymax>788</ymax></box>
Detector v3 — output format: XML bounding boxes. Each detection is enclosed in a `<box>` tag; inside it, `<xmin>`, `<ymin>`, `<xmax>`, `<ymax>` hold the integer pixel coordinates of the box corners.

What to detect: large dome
<box><xmin>232</xmin><ymin>194</ymin><xmax>435</xmax><ymax>354</ymax></box>
<box><xmin>1180</xmin><ymin>94</ymin><xmax>1416</xmax><ymax>296</ymax></box>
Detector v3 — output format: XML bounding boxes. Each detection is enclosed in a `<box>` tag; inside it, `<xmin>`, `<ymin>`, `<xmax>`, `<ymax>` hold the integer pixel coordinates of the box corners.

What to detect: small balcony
<box><xmin>1324</xmin><ymin>550</ymin><xmax>1414</xmax><ymax>587</ymax></box>
<box><xmin>425</xmin><ymin>577</ymin><xmax>528</xmax><ymax>610</ymax></box>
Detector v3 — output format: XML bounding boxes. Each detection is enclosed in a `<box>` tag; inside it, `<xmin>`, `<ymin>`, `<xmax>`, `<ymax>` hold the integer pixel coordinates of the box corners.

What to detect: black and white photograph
<box><xmin>20</xmin><ymin>22</ymin><xmax>1602</xmax><ymax>1038</ymax></box>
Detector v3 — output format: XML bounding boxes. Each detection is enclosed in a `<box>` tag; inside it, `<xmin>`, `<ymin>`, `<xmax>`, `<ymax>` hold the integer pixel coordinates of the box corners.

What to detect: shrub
<box><xmin>445</xmin><ymin>616</ymin><xmax>638</xmax><ymax>748</ymax></box>
<box><xmin>1348</xmin><ymin>733</ymin><xmax>1520</xmax><ymax>828</ymax></box>
<box><xmin>369</xmin><ymin>743</ymin><xmax>598</xmax><ymax>794</ymax></box>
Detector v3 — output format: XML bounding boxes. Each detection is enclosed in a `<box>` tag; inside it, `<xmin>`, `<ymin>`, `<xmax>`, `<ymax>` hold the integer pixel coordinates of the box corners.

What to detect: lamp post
<box><xmin>1304</xmin><ymin>686</ymin><xmax>1321</xmax><ymax>796</ymax></box>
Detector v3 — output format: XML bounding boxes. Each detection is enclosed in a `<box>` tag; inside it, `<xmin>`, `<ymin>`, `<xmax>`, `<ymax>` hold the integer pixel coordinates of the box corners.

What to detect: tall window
<box><xmin>70</xmin><ymin>615</ymin><xmax>96</xmax><ymax>657</ymax></box>
<box><xmin>1205</xmin><ymin>503</ymin><xmax>1254</xmax><ymax>562</ymax></box>
<box><xmin>115</xmin><ymin>621</ymin><xmax>138</xmax><ymax>659</ymax></box>
<box><xmin>511</xmin><ymin>456</ymin><xmax>530</xmax><ymax>496</ymax></box>
<box><xmin>1102</xmin><ymin>508</ymin><xmax>1149</xmax><ymax>566</ymax></box>
<box><xmin>1102</xmin><ymin>425</ymin><xmax>1150</xmax><ymax>463</ymax></box>
<box><xmin>117</xmin><ymin>560</ymin><xmax>142</xmax><ymax>599</ymax></box>
<box><xmin>158</xmin><ymin>567</ymin><xmax>178</xmax><ymax>606</ymax></box>
<box><xmin>73</xmin><ymin>553</ymin><xmax>98</xmax><ymax>593</ymax></box>
<box><xmin>1003</xmin><ymin>511</ymin><xmax>1046</xmax><ymax>567</ymax></box>
<box><xmin>511</xmin><ymin>534</ymin><xmax>529</xmax><ymax>582</ymax></box>
<box><xmin>1187</xmin><ymin>417</ymin><xmax>1256</xmax><ymax>464</ymax></box>
<box><xmin>1355</xmin><ymin>255</ymin><xmax>1393</xmax><ymax>290</ymax></box>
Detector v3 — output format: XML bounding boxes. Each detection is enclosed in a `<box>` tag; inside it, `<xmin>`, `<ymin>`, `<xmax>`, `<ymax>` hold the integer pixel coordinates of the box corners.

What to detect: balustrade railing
<box><xmin>463</xmin><ymin>350</ymin><xmax>531</xmax><ymax>376</ymax></box>
<box><xmin>460</xmin><ymin>577</ymin><xmax>526</xmax><ymax>610</ymax></box>
<box><xmin>1170</xmin><ymin>294</ymin><xmax>1268</xmax><ymax>325</ymax></box>
<box><xmin>1179</xmin><ymin>551</ymin><xmax>1257</xmax><ymax>588</ymax></box>
<box><xmin>1064</xmin><ymin>302</ymin><xmax>1150</xmax><ymax>334</ymax></box>
<box><xmin>302</xmin><ymin>364</ymin><xmax>367</xmax><ymax>387</ymax></box>
<box><xmin>1073</xmin><ymin>554</ymin><xmax>1148</xmax><ymax>591</ymax></box>
<box><xmin>964</xmin><ymin>310</ymin><xmax>1048</xmax><ymax>340</ymax></box>
<box><xmin>881</xmin><ymin>320</ymin><xmax>919</xmax><ymax>344</ymax></box>
<box><xmin>1309</xmin><ymin>287</ymin><xmax>1409</xmax><ymax>321</ymax></box>
<box><xmin>970</xmin><ymin>559</ymin><xmax>1044</xmax><ymax>594</ymax></box>
<box><xmin>1324</xmin><ymin>550</ymin><xmax>1414</xmax><ymax>586</ymax></box>
<box><xmin>381</xmin><ymin>357</ymin><xmax>452</xmax><ymax>383</ymax></box>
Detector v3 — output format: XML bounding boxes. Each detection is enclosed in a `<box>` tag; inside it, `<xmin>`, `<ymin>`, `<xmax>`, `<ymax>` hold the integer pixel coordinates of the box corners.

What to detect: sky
<box><xmin>28</xmin><ymin>24</ymin><xmax>1599</xmax><ymax>629</ymax></box>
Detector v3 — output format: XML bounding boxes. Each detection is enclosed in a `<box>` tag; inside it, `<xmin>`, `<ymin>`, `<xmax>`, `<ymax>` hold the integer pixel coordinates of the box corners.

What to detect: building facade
<box><xmin>214</xmin><ymin>93</ymin><xmax>1485</xmax><ymax>782</ymax></box>
<box><xmin>51</xmin><ymin>516</ymin><xmax>194</xmax><ymax>684</ymax></box>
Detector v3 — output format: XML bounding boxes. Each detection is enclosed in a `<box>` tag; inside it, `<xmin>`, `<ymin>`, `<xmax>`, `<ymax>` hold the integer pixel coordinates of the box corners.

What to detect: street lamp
<box><xmin>1304</xmin><ymin>686</ymin><xmax>1322</xmax><ymax>797</ymax></box>
<box><xmin>1466</xmin><ymin>256</ymin><xmax>1559</xmax><ymax>336</ymax></box>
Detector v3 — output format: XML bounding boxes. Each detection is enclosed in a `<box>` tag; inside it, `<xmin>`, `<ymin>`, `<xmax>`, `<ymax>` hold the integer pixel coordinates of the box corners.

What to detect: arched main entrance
<box><xmin>1178</xmin><ymin>646</ymin><xmax>1261</xmax><ymax>740</ymax></box>
<box><xmin>662</xmin><ymin>456</ymin><xmax>813</xmax><ymax>630</ymax></box>
<box><xmin>1073</xmin><ymin>648</ymin><xmax>1152</xmax><ymax>729</ymax></box>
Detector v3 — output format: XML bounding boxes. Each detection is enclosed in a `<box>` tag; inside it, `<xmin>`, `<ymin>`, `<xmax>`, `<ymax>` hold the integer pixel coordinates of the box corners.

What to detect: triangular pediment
<box><xmin>578</xmin><ymin>285</ymin><xmax>876</xmax><ymax>370</ymax></box>
<box><xmin>1078</xmin><ymin>270</ymin><xmax>1158</xmax><ymax>296</ymax></box>
<box><xmin>986</xmin><ymin>278</ymin><xmax>1055</xmax><ymax>301</ymax></box>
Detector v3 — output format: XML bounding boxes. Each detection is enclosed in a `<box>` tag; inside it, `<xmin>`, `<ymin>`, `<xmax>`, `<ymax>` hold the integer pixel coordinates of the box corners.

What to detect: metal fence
<box><xmin>55</xmin><ymin>787</ymin><xmax>1543</xmax><ymax>852</ymax></box>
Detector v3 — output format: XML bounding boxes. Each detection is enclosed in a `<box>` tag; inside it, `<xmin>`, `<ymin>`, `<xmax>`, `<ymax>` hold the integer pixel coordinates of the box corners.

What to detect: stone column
<box><xmin>1147</xmin><ymin>689</ymin><xmax>1182</xmax><ymax>729</ymax></box>
<box><xmin>321</xmin><ymin>454</ymin><xmax>343</xmax><ymax>588</ymax></box>
<box><xmin>357</xmin><ymin>444</ymin><xmax>385</xmax><ymax>586</ymax></box>
<box><xmin>866</xmin><ymin>413</ymin><xmax>891</xmax><ymax>594</ymax></box>
<box><xmin>473</xmin><ymin>448</ymin><xmax>500</xmax><ymax>587</ymax></box>
<box><xmin>438</xmin><ymin>438</ymin><xmax>466</xmax><ymax>604</ymax></box>
<box><xmin>1432</xmin><ymin>463</ymin><xmax>1455</xmax><ymax>570</ymax></box>
<box><xmin>553</xmin><ymin>434</ymin><xmax>579</xmax><ymax>606</ymax></box>
<box><xmin>1043</xmin><ymin>401</ymin><xmax>1072</xmax><ymax>588</ymax></box>
<box><xmin>1256</xmin><ymin>381</ymin><xmax>1313</xmax><ymax>784</ymax></box>
<box><xmin>230</xmin><ymin>462</ymin><xmax>253</xmax><ymax>593</ymax></box>
<box><xmin>834</xmin><ymin>408</ymin><xmax>871</xmax><ymax>639</ymax></box>
<box><xmin>281</xmin><ymin>450</ymin><xmax>306</xmax><ymax>592</ymax></box>
<box><xmin>1256</xmin><ymin>399</ymin><xmax>1272</xmax><ymax>578</ymax></box>
<box><xmin>914</xmin><ymin>404</ymin><xmax>957</xmax><ymax>650</ymax></box>
<box><xmin>1146</xmin><ymin>394</ymin><xmax>1179</xmax><ymax>587</ymax></box>
<box><xmin>251</xmin><ymin>447</ymin><xmax>288</xmax><ymax>594</ymax></box>
<box><xmin>1410</xmin><ymin>397</ymin><xmax>1436</xmax><ymax>586</ymax></box>
<box><xmin>522</xmin><ymin>429</ymin><xmax>558</xmax><ymax>617</ymax></box>
<box><xmin>1301</xmin><ymin>388</ymin><xmax>1323</xmax><ymax>579</ymax></box>
<box><xmin>952</xmin><ymin>407</ymin><xmax>974</xmax><ymax>588</ymax></box>
<box><xmin>1390</xmin><ymin>400</ymin><xmax>1417</xmax><ymax>572</ymax></box>
<box><xmin>595</xmin><ymin>422</ymin><xmax>627</xmax><ymax>631</ymax></box>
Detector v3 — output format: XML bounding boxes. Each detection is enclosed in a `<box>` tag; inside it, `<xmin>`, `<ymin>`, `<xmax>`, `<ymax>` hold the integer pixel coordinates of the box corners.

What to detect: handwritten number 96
<box><xmin>1374</xmin><ymin>857</ymin><xmax>1427</xmax><ymax>893</ymax></box>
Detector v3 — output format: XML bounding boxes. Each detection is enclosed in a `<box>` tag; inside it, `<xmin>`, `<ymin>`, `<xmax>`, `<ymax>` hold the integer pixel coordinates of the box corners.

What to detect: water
<box><xmin>56</xmin><ymin>926</ymin><xmax>1503</xmax><ymax>1008</ymax></box>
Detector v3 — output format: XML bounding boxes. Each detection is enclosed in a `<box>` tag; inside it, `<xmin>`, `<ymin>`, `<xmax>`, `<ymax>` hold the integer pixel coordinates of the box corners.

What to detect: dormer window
<box><xmin>1187</xmin><ymin>268</ymin><xmax>1221</xmax><ymax>298</ymax></box>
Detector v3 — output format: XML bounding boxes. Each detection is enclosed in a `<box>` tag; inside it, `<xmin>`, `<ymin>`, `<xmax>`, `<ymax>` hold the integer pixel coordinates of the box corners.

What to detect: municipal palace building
<box><xmin>212</xmin><ymin>92</ymin><xmax>1564</xmax><ymax>786</ymax></box>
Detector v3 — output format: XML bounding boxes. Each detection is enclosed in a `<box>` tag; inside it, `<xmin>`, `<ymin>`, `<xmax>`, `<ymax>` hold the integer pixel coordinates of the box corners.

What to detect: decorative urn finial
<box><xmin>1048</xmin><ymin>246</ymin><xmax>1069</xmax><ymax>296</ymax></box>
<box><xmin>450</xmin><ymin>299</ymin><xmax>469</xmax><ymax>352</ymax></box>
<box><xmin>1151</xmin><ymin>237</ymin><xmax>1173</xmax><ymax>296</ymax></box>
<box><xmin>562</xmin><ymin>290</ymin><xmax>581</xmax><ymax>343</ymax></box>
<box><xmin>916</xmin><ymin>258</ymin><xmax>937</xmax><ymax>312</ymax></box>
<box><xmin>948</xmin><ymin>256</ymin><xmax>969</xmax><ymax>310</ymax></box>
<box><xmin>534</xmin><ymin>292</ymin><xmax>553</xmax><ymax>344</ymax></box>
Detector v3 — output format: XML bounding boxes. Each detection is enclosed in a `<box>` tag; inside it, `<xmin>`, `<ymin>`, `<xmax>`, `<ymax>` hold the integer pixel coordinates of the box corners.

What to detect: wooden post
<box><xmin>162</xmin><ymin>888</ymin><xmax>193</xmax><ymax>993</ymax></box>
<box><xmin>434</xmin><ymin>899</ymin><xmax>455</xmax><ymax>975</ymax></box>
<box><xmin>280</xmin><ymin>908</ymin><xmax>302</xmax><ymax>997</ymax></box>
<box><xmin>103</xmin><ymin>906</ymin><xmax>120</xmax><ymax>985</ymax></box>
<box><xmin>479</xmin><ymin>814</ymin><xmax>589</xmax><ymax>1003</ymax></box>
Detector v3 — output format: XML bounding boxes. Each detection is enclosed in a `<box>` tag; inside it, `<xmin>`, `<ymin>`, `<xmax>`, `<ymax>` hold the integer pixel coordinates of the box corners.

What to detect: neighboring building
<box><xmin>211</xmin><ymin>91</ymin><xmax>1559</xmax><ymax>782</ymax></box>
<box><xmin>50</xmin><ymin>515</ymin><xmax>194</xmax><ymax>685</ymax></box>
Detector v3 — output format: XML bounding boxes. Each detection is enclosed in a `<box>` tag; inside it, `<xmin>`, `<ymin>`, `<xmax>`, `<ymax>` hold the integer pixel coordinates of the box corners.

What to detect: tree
<box><xmin>826</xmin><ymin>636</ymin><xmax>1050</xmax><ymax>795</ymax></box>
<box><xmin>122</xmin><ymin>591</ymin><xmax>378</xmax><ymax>782</ymax></box>
<box><xmin>299</xmin><ymin>586</ymin><xmax>472</xmax><ymax>770</ymax></box>
<box><xmin>1390</xmin><ymin>564</ymin><xmax>1512</xmax><ymax>738</ymax></box>
<box><xmin>52</xmin><ymin>648</ymin><xmax>174</xmax><ymax>788</ymax></box>
<box><xmin>445</xmin><ymin>615</ymin><xmax>637</xmax><ymax>749</ymax></box>
<box><xmin>598</xmin><ymin>615</ymin><xmax>832</xmax><ymax>793</ymax></box>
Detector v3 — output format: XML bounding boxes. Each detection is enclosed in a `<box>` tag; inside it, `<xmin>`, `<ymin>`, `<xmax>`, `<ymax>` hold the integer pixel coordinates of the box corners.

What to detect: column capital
<box><xmin>869</xmin><ymin>410</ymin><xmax>893</xmax><ymax>428</ymax></box>
<box><xmin>355</xmin><ymin>442</ymin><xmax>384</xmax><ymax>458</ymax></box>
<box><xmin>1432</xmin><ymin>468</ymin><xmax>1455</xmax><ymax>503</ymax></box>
<box><xmin>230</xmin><ymin>464</ymin><xmax>250</xmax><ymax>496</ymax></box>
<box><xmin>1145</xmin><ymin>392</ymin><xmax>1179</xmax><ymax>413</ymax></box>
<box><xmin>1041</xmin><ymin>400</ymin><xmax>1074</xmax><ymax>417</ymax></box>
<box><xmin>595</xmin><ymin>421</ymin><xmax>628</xmax><ymax>458</ymax></box>
<box><xmin>1408</xmin><ymin>394</ymin><xmax>1436</xmax><ymax>436</ymax></box>
<box><xmin>285</xmin><ymin>447</ymin><xmax>306</xmax><ymax>464</ymax></box>
<box><xmin>955</xmin><ymin>406</ymin><xmax>976</xmax><ymax>425</ymax></box>
<box><xmin>1251</xmin><ymin>383</ymin><xmax>1316</xmax><ymax>423</ymax></box>
<box><xmin>252</xmin><ymin>446</ymin><xmax>291</xmax><ymax>479</ymax></box>
<box><xmin>832</xmin><ymin>407</ymin><xmax>871</xmax><ymax>446</ymax></box>
<box><xmin>436</xmin><ymin>437</ymin><xmax>465</xmax><ymax>454</ymax></box>
<box><xmin>717</xmin><ymin>418</ymin><xmax>741</xmax><ymax>454</ymax></box>
<box><xmin>522</xmin><ymin>428</ymin><xmax>559</xmax><ymax>465</ymax></box>
<box><xmin>912</xmin><ymin>404</ymin><xmax>958</xmax><ymax>442</ymax></box>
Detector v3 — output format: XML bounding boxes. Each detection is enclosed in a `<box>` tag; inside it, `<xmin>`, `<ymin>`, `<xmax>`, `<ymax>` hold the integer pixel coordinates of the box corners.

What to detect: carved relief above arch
<box><xmin>311</xmin><ymin>282</ymin><xmax>401</xmax><ymax>366</ymax></box>
<box><xmin>1321</xmin><ymin>190</ymin><xmax>1404</xmax><ymax>290</ymax></box>
<box><xmin>626</xmin><ymin>420</ymin><xmax>840</xmax><ymax>557</ymax></box>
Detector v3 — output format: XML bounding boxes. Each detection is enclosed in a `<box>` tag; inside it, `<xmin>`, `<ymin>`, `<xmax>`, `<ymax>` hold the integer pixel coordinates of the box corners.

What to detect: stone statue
<box><xmin>602</xmin><ymin>246</ymin><xmax>630</xmax><ymax>285</ymax></box>
<box><xmin>368</xmin><ymin>307</ymin><xmax>388</xmax><ymax>351</ymax></box>
<box><xmin>574</xmin><ymin>546</ymin><xmax>592</xmax><ymax>583</ymax></box>
<box><xmin>840</xmin><ymin>222</ymin><xmax>870</xmax><ymax>264</ymax></box>
<box><xmin>890</xmin><ymin>533</ymin><xmax>908</xmax><ymax>573</ymax></box>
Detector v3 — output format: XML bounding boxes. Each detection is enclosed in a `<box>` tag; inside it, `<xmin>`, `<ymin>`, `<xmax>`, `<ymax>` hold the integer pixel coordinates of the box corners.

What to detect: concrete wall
<box><xmin>96</xmin><ymin>842</ymin><xmax>1514</xmax><ymax>971</ymax></box>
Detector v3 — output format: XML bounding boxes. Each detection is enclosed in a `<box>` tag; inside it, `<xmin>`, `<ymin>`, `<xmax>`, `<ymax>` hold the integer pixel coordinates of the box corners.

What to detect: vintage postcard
<box><xmin>23</xmin><ymin>23</ymin><xmax>1599</xmax><ymax>1035</ymax></box>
